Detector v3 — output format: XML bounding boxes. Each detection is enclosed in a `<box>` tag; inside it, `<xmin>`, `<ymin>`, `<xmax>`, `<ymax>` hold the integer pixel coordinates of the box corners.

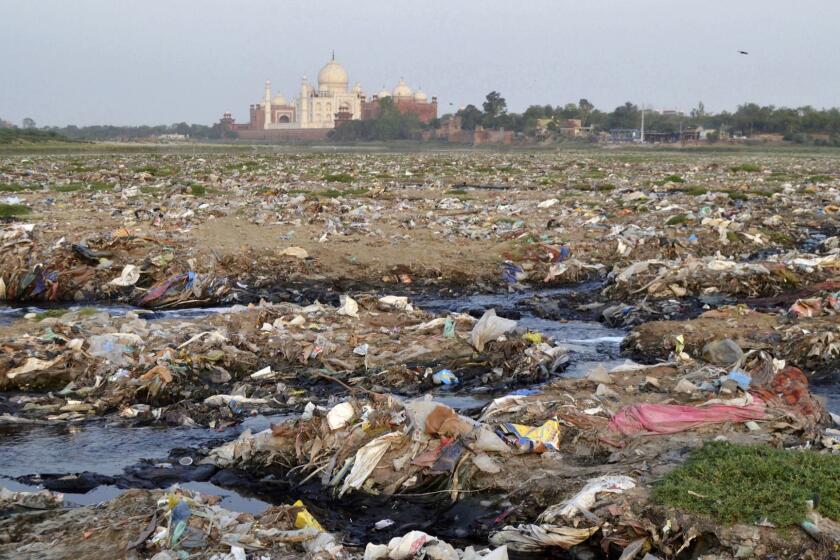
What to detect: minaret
<box><xmin>263</xmin><ymin>80</ymin><xmax>272</xmax><ymax>129</ymax></box>
<box><xmin>299</xmin><ymin>75</ymin><xmax>309</xmax><ymax>128</ymax></box>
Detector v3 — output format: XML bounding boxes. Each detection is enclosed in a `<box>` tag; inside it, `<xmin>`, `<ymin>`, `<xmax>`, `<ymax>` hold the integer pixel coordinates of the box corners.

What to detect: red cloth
<box><xmin>607</xmin><ymin>399</ymin><xmax>766</xmax><ymax>436</ymax></box>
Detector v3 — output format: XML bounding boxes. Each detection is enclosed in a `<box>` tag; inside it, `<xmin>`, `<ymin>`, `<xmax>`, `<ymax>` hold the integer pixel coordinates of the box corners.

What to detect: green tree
<box><xmin>457</xmin><ymin>105</ymin><xmax>483</xmax><ymax>130</ymax></box>
<box><xmin>482</xmin><ymin>91</ymin><xmax>507</xmax><ymax>119</ymax></box>
<box><xmin>690</xmin><ymin>101</ymin><xmax>706</xmax><ymax>121</ymax></box>
<box><xmin>330</xmin><ymin>96</ymin><xmax>422</xmax><ymax>141</ymax></box>
<box><xmin>481</xmin><ymin>91</ymin><xmax>507</xmax><ymax>127</ymax></box>
<box><xmin>607</xmin><ymin>102</ymin><xmax>640</xmax><ymax>129</ymax></box>
<box><xmin>578</xmin><ymin>98</ymin><xmax>594</xmax><ymax>125</ymax></box>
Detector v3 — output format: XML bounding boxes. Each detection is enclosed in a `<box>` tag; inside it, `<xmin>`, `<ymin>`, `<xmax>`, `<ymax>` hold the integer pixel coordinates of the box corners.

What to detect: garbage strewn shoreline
<box><xmin>5</xmin><ymin>150</ymin><xmax>840</xmax><ymax>558</ymax></box>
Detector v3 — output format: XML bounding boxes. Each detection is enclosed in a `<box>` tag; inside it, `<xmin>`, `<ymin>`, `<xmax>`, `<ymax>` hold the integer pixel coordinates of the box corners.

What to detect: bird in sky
<box><xmin>738</xmin><ymin>50</ymin><xmax>749</xmax><ymax>55</ymax></box>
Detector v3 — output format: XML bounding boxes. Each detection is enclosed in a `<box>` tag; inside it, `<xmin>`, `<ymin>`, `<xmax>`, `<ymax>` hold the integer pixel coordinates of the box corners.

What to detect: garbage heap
<box><xmin>624</xmin><ymin>301</ymin><xmax>840</xmax><ymax>378</ymax></box>
<box><xmin>201</xmin><ymin>350</ymin><xmax>829</xmax><ymax>557</ymax></box>
<box><xmin>0</xmin><ymin>222</ymin><xmax>314</xmax><ymax>308</ymax></box>
<box><xmin>1</xmin><ymin>299</ymin><xmax>568</xmax><ymax>424</ymax></box>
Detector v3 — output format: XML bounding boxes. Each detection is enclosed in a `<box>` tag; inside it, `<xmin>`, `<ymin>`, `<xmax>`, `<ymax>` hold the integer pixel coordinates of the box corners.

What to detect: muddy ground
<box><xmin>3</xmin><ymin>147</ymin><xmax>840</xmax><ymax>559</ymax></box>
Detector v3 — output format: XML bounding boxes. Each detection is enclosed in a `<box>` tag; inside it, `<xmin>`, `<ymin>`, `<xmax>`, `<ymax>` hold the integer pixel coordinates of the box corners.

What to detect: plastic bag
<box><xmin>337</xmin><ymin>294</ymin><xmax>359</xmax><ymax>318</ymax></box>
<box><xmin>470</xmin><ymin>309</ymin><xmax>517</xmax><ymax>352</ymax></box>
<box><xmin>497</xmin><ymin>419</ymin><xmax>561</xmax><ymax>452</ymax></box>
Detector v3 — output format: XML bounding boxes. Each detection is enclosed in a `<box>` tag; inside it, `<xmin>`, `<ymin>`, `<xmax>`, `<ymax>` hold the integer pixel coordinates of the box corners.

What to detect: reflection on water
<box><xmin>0</xmin><ymin>414</ymin><xmax>285</xmax><ymax>478</ymax></box>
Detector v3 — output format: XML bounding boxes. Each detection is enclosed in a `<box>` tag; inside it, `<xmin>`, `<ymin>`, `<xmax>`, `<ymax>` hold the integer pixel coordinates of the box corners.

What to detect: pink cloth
<box><xmin>607</xmin><ymin>399</ymin><xmax>766</xmax><ymax>436</ymax></box>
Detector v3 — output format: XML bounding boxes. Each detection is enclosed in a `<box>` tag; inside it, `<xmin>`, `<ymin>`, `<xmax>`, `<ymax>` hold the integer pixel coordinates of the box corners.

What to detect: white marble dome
<box><xmin>392</xmin><ymin>79</ymin><xmax>413</xmax><ymax>98</ymax></box>
<box><xmin>317</xmin><ymin>59</ymin><xmax>348</xmax><ymax>92</ymax></box>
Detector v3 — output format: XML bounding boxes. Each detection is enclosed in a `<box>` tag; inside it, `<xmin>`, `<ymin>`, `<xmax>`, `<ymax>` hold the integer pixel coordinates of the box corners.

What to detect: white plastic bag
<box><xmin>470</xmin><ymin>309</ymin><xmax>517</xmax><ymax>352</ymax></box>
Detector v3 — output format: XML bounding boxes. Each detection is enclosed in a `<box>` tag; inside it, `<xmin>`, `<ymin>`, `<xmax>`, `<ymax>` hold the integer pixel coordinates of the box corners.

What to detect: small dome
<box><xmin>413</xmin><ymin>89</ymin><xmax>428</xmax><ymax>102</ymax></box>
<box><xmin>352</xmin><ymin>83</ymin><xmax>362</xmax><ymax>94</ymax></box>
<box><xmin>272</xmin><ymin>94</ymin><xmax>287</xmax><ymax>106</ymax></box>
<box><xmin>377</xmin><ymin>89</ymin><xmax>391</xmax><ymax>98</ymax></box>
<box><xmin>392</xmin><ymin>79</ymin><xmax>413</xmax><ymax>98</ymax></box>
<box><xmin>318</xmin><ymin>59</ymin><xmax>348</xmax><ymax>91</ymax></box>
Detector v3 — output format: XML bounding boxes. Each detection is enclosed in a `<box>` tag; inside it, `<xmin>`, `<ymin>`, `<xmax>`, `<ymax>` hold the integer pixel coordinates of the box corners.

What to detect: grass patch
<box><xmin>447</xmin><ymin>188</ymin><xmax>468</xmax><ymax>195</ymax></box>
<box><xmin>665</xmin><ymin>213</ymin><xmax>690</xmax><ymax>226</ymax></box>
<box><xmin>52</xmin><ymin>182</ymin><xmax>85</xmax><ymax>192</ymax></box>
<box><xmin>0</xmin><ymin>203</ymin><xmax>32</xmax><ymax>217</ymax></box>
<box><xmin>0</xmin><ymin>183</ymin><xmax>34</xmax><ymax>192</ymax></box>
<box><xmin>663</xmin><ymin>174</ymin><xmax>685</xmax><ymax>183</ymax></box>
<box><xmin>323</xmin><ymin>172</ymin><xmax>353</xmax><ymax>183</ymax></box>
<box><xmin>725</xmin><ymin>189</ymin><xmax>749</xmax><ymax>201</ymax></box>
<box><xmin>583</xmin><ymin>169</ymin><xmax>606</xmax><ymax>179</ymax></box>
<box><xmin>763</xmin><ymin>229</ymin><xmax>794</xmax><ymax>245</ymax></box>
<box><xmin>140</xmin><ymin>186</ymin><xmax>161</xmax><ymax>194</ymax></box>
<box><xmin>595</xmin><ymin>183</ymin><xmax>615</xmax><ymax>192</ymax></box>
<box><xmin>730</xmin><ymin>163</ymin><xmax>761</xmax><ymax>173</ymax></box>
<box><xmin>769</xmin><ymin>171</ymin><xmax>797</xmax><ymax>181</ymax></box>
<box><xmin>90</xmin><ymin>181</ymin><xmax>114</xmax><ymax>191</ymax></box>
<box><xmin>806</xmin><ymin>175</ymin><xmax>832</xmax><ymax>184</ymax></box>
<box><xmin>187</xmin><ymin>184</ymin><xmax>206</xmax><ymax>196</ymax></box>
<box><xmin>134</xmin><ymin>165</ymin><xmax>178</xmax><ymax>177</ymax></box>
<box><xmin>653</xmin><ymin>441</ymin><xmax>840</xmax><ymax>527</ymax></box>
<box><xmin>34</xmin><ymin>309</ymin><xmax>67</xmax><ymax>321</ymax></box>
<box><xmin>319</xmin><ymin>187</ymin><xmax>368</xmax><ymax>198</ymax></box>
<box><xmin>680</xmin><ymin>186</ymin><xmax>708</xmax><ymax>196</ymax></box>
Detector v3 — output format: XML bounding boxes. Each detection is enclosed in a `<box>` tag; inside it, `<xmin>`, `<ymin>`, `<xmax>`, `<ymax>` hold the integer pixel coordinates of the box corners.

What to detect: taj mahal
<box><xmin>220</xmin><ymin>55</ymin><xmax>437</xmax><ymax>140</ymax></box>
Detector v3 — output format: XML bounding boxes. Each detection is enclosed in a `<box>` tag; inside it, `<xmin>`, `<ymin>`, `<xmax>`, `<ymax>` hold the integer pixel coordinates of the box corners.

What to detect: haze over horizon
<box><xmin>3</xmin><ymin>0</ymin><xmax>839</xmax><ymax>127</ymax></box>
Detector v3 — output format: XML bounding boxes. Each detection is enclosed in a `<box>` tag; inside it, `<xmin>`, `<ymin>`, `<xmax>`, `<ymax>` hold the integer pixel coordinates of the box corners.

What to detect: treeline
<box><xmin>329</xmin><ymin>98</ymin><xmax>426</xmax><ymax>141</ymax></box>
<box><xmin>0</xmin><ymin>128</ymin><xmax>74</xmax><ymax>144</ymax></box>
<box><xmin>9</xmin><ymin>95</ymin><xmax>840</xmax><ymax>144</ymax></box>
<box><xmin>455</xmin><ymin>93</ymin><xmax>840</xmax><ymax>143</ymax></box>
<box><xmin>43</xmin><ymin>122</ymin><xmax>226</xmax><ymax>141</ymax></box>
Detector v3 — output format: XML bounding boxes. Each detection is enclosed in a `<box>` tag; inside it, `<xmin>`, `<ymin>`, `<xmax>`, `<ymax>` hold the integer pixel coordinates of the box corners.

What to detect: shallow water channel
<box><xmin>2</xmin><ymin>286</ymin><xmax>834</xmax><ymax>547</ymax></box>
<box><xmin>0</xmin><ymin>287</ymin><xmax>631</xmax><ymax>545</ymax></box>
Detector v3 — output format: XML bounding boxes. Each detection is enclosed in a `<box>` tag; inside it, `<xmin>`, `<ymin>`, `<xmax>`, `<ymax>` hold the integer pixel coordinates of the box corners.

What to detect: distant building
<box><xmin>422</xmin><ymin>115</ymin><xmax>513</xmax><ymax>145</ymax></box>
<box><xmin>609</xmin><ymin>129</ymin><xmax>641</xmax><ymax>142</ymax></box>
<box><xmin>362</xmin><ymin>79</ymin><xmax>438</xmax><ymax>124</ymax></box>
<box><xmin>157</xmin><ymin>133</ymin><xmax>188</xmax><ymax>142</ymax></box>
<box><xmin>220</xmin><ymin>55</ymin><xmax>437</xmax><ymax>141</ymax></box>
<box><xmin>536</xmin><ymin>118</ymin><xmax>590</xmax><ymax>139</ymax></box>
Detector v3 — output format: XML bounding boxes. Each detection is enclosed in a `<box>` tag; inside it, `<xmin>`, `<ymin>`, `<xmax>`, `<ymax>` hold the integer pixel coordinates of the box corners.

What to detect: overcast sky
<box><xmin>3</xmin><ymin>0</ymin><xmax>839</xmax><ymax>126</ymax></box>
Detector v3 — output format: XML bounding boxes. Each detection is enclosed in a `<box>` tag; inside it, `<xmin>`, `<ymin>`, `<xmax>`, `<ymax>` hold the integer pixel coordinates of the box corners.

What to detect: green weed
<box><xmin>34</xmin><ymin>309</ymin><xmax>67</xmax><ymax>321</ymax></box>
<box><xmin>323</xmin><ymin>172</ymin><xmax>353</xmax><ymax>183</ymax></box>
<box><xmin>654</xmin><ymin>441</ymin><xmax>840</xmax><ymax>527</ymax></box>
<box><xmin>681</xmin><ymin>186</ymin><xmax>708</xmax><ymax>196</ymax></box>
<box><xmin>0</xmin><ymin>204</ymin><xmax>32</xmax><ymax>217</ymax></box>
<box><xmin>665</xmin><ymin>214</ymin><xmax>690</xmax><ymax>225</ymax></box>
<box><xmin>730</xmin><ymin>163</ymin><xmax>761</xmax><ymax>173</ymax></box>
<box><xmin>806</xmin><ymin>175</ymin><xmax>832</xmax><ymax>184</ymax></box>
<box><xmin>320</xmin><ymin>187</ymin><xmax>368</xmax><ymax>198</ymax></box>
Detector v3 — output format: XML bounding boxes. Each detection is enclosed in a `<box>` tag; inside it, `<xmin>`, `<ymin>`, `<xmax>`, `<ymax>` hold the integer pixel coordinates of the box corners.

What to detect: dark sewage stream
<box><xmin>1</xmin><ymin>285</ymin><xmax>837</xmax><ymax>551</ymax></box>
